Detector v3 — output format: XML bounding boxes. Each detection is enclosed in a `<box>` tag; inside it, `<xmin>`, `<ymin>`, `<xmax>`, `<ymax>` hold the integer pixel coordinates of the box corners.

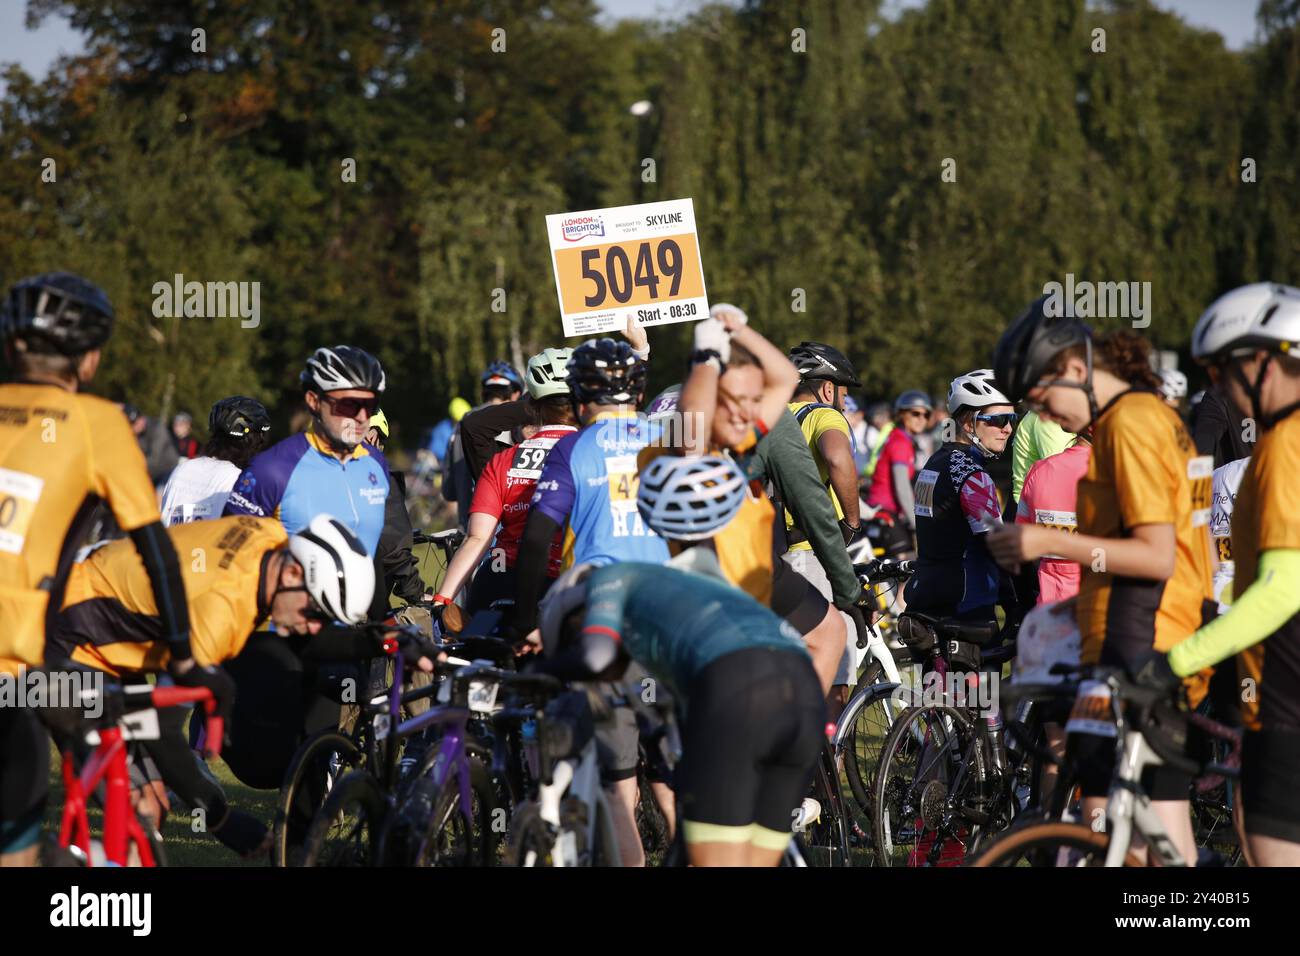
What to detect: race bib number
<box><xmin>547</xmin><ymin>199</ymin><xmax>710</xmax><ymax>337</ymax></box>
<box><xmin>508</xmin><ymin>438</ymin><xmax>557</xmax><ymax>480</ymax></box>
<box><xmin>1188</xmin><ymin>455</ymin><xmax>1213</xmax><ymax>527</ymax></box>
<box><xmin>606</xmin><ymin>455</ymin><xmax>638</xmax><ymax>508</ymax></box>
<box><xmin>0</xmin><ymin>466</ymin><xmax>45</xmax><ymax>555</ymax></box>
<box><xmin>1065</xmin><ymin>680</ymin><xmax>1118</xmax><ymax>738</ymax></box>
<box><xmin>913</xmin><ymin>470</ymin><xmax>939</xmax><ymax>518</ymax></box>
<box><xmin>1215</xmin><ymin>535</ymin><xmax>1233</xmax><ymax>563</ymax></box>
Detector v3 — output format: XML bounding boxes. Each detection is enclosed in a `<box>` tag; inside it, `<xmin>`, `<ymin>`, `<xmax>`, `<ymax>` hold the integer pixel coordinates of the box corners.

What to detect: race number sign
<box><xmin>546</xmin><ymin>198</ymin><xmax>709</xmax><ymax>337</ymax></box>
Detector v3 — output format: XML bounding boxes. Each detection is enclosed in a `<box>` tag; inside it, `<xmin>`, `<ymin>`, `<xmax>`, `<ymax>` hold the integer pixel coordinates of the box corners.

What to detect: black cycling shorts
<box><xmin>1069</xmin><ymin>729</ymin><xmax>1192</xmax><ymax>801</ymax></box>
<box><xmin>1242</xmin><ymin>726</ymin><xmax>1300</xmax><ymax>843</ymax></box>
<box><xmin>770</xmin><ymin>558</ymin><xmax>830</xmax><ymax>635</ymax></box>
<box><xmin>0</xmin><ymin>704</ymin><xmax>49</xmax><ymax>855</ymax></box>
<box><xmin>676</xmin><ymin>647</ymin><xmax>824</xmax><ymax>835</ymax></box>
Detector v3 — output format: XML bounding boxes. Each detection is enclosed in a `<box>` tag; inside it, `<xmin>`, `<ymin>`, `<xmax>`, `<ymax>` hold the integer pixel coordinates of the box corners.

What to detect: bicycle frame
<box><xmin>529</xmin><ymin>738</ymin><xmax>619</xmax><ymax>867</ymax></box>
<box><xmin>59</xmin><ymin>724</ymin><xmax>155</xmax><ymax>867</ymax></box>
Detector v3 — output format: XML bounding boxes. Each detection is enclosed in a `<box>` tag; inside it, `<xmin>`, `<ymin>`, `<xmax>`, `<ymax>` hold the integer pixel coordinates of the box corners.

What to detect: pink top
<box><xmin>866</xmin><ymin>426</ymin><xmax>917</xmax><ymax>515</ymax></box>
<box><xmin>1015</xmin><ymin>443</ymin><xmax>1091</xmax><ymax>604</ymax></box>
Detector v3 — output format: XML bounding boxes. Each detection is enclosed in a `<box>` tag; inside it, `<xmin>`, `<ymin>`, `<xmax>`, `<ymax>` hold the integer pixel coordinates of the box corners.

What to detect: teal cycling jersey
<box><xmin>581</xmin><ymin>561</ymin><xmax>809</xmax><ymax>707</ymax></box>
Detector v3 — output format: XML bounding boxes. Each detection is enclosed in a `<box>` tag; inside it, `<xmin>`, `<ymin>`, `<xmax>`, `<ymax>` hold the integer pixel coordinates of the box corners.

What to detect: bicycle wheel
<box><xmin>411</xmin><ymin>753</ymin><xmax>497</xmax><ymax>866</ymax></box>
<box><xmin>800</xmin><ymin>741</ymin><xmax>853</xmax><ymax>867</ymax></box>
<box><xmin>506</xmin><ymin>796</ymin><xmax>618</xmax><ymax>866</ymax></box>
<box><xmin>841</xmin><ymin>663</ymin><xmax>897</xmax><ymax>828</ymax></box>
<box><xmin>300</xmin><ymin>770</ymin><xmax>387</xmax><ymax>867</ymax></box>
<box><xmin>635</xmin><ymin>761</ymin><xmax>670</xmax><ymax>859</ymax></box>
<box><xmin>873</xmin><ymin>704</ymin><xmax>982</xmax><ymax>867</ymax></box>
<box><xmin>967</xmin><ymin>820</ymin><xmax>1145</xmax><ymax>867</ymax></box>
<box><xmin>273</xmin><ymin>730</ymin><xmax>364</xmax><ymax>867</ymax></box>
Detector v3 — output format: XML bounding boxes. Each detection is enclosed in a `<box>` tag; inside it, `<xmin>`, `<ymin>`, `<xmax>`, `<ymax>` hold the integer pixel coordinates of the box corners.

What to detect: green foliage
<box><xmin>1</xmin><ymin>0</ymin><xmax>1295</xmax><ymax>436</ymax></box>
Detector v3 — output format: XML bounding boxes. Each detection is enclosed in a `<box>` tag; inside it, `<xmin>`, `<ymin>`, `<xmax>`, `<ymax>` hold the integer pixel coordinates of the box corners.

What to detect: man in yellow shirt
<box><xmin>0</xmin><ymin>272</ymin><xmax>222</xmax><ymax>867</ymax></box>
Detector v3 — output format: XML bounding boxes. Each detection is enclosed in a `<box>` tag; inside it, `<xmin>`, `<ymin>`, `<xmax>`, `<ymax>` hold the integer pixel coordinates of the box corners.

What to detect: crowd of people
<box><xmin>2</xmin><ymin>267</ymin><xmax>1299</xmax><ymax>869</ymax></box>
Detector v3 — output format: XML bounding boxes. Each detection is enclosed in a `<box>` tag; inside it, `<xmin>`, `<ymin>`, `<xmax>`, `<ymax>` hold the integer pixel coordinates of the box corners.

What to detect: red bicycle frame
<box><xmin>58</xmin><ymin>685</ymin><xmax>223</xmax><ymax>867</ymax></box>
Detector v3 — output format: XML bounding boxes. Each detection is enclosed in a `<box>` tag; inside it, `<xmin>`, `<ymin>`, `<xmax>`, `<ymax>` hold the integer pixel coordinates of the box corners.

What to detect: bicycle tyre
<box><xmin>412</xmin><ymin>754</ymin><xmax>497</xmax><ymax>866</ymax></box>
<box><xmin>273</xmin><ymin>730</ymin><xmax>364</xmax><ymax>867</ymax></box>
<box><xmin>967</xmin><ymin>821</ymin><xmax>1145</xmax><ymax>867</ymax></box>
<box><xmin>800</xmin><ymin>741</ymin><xmax>853</xmax><ymax>867</ymax></box>
<box><xmin>872</xmin><ymin>703</ymin><xmax>982</xmax><ymax>867</ymax></box>
<box><xmin>841</xmin><ymin>663</ymin><xmax>895</xmax><ymax>825</ymax></box>
<box><xmin>299</xmin><ymin>770</ymin><xmax>387</xmax><ymax>867</ymax></box>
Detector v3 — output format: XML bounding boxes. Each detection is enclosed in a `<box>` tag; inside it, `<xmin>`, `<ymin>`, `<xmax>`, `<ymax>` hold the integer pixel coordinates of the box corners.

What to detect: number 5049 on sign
<box><xmin>546</xmin><ymin>198</ymin><xmax>710</xmax><ymax>337</ymax></box>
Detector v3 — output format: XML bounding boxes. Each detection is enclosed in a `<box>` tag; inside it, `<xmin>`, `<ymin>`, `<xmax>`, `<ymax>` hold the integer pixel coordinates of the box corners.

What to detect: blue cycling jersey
<box><xmin>530</xmin><ymin>410</ymin><xmax>669</xmax><ymax>568</ymax></box>
<box><xmin>223</xmin><ymin>426</ymin><xmax>390</xmax><ymax>555</ymax></box>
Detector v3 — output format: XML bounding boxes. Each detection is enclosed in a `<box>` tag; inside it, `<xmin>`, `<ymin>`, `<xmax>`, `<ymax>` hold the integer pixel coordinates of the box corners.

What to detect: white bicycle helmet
<box><xmin>1191</xmin><ymin>283</ymin><xmax>1300</xmax><ymax>364</ymax></box>
<box><xmin>1158</xmin><ymin>368</ymin><xmax>1188</xmax><ymax>402</ymax></box>
<box><xmin>526</xmin><ymin>347</ymin><xmax>573</xmax><ymax>400</ymax></box>
<box><xmin>947</xmin><ymin>368</ymin><xmax>1011</xmax><ymax>414</ymax></box>
<box><xmin>636</xmin><ymin>453</ymin><xmax>748</xmax><ymax>541</ymax></box>
<box><xmin>288</xmin><ymin>515</ymin><xmax>375</xmax><ymax>625</ymax></box>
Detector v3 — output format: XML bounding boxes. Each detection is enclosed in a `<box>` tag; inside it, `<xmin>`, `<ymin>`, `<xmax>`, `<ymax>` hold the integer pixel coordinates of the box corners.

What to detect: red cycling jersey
<box><xmin>470</xmin><ymin>425</ymin><xmax>577</xmax><ymax>574</ymax></box>
<box><xmin>866</xmin><ymin>426</ymin><xmax>918</xmax><ymax>515</ymax></box>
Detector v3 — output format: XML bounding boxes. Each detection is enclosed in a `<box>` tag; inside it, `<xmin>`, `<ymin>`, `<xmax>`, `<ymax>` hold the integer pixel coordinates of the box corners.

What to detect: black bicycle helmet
<box><xmin>210</xmin><ymin>396</ymin><xmax>271</xmax><ymax>439</ymax></box>
<box><xmin>300</xmin><ymin>345</ymin><xmax>386</xmax><ymax>393</ymax></box>
<box><xmin>992</xmin><ymin>295</ymin><xmax>1091</xmax><ymax>403</ymax></box>
<box><xmin>567</xmin><ymin>338</ymin><xmax>648</xmax><ymax>406</ymax></box>
<box><xmin>788</xmin><ymin>341</ymin><xmax>862</xmax><ymax>388</ymax></box>
<box><xmin>1</xmin><ymin>272</ymin><xmax>114</xmax><ymax>355</ymax></box>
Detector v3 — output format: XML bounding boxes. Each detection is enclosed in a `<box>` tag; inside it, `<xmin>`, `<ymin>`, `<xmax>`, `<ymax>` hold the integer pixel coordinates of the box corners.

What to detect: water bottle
<box><xmin>984</xmin><ymin>710</ymin><xmax>1008</xmax><ymax>776</ymax></box>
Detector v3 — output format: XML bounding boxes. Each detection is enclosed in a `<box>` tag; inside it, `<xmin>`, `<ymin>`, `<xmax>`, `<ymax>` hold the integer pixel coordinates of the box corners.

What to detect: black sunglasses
<box><xmin>975</xmin><ymin>413</ymin><xmax>1016</xmax><ymax>428</ymax></box>
<box><xmin>320</xmin><ymin>394</ymin><xmax>380</xmax><ymax>419</ymax></box>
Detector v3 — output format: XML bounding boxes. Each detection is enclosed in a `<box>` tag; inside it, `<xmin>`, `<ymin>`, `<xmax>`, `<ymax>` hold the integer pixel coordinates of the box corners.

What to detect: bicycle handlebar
<box><xmin>123</xmin><ymin>685</ymin><xmax>223</xmax><ymax>761</ymax></box>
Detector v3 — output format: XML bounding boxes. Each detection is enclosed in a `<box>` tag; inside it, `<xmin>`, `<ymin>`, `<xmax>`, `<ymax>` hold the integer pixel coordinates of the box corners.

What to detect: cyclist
<box><xmin>1015</xmin><ymin>434</ymin><xmax>1092</xmax><ymax>605</ymax></box>
<box><xmin>865</xmin><ymin>389</ymin><xmax>933</xmax><ymax>554</ymax></box>
<box><xmin>1159</xmin><ymin>367</ymin><xmax>1189</xmax><ymax>413</ymax></box>
<box><xmin>434</xmin><ymin>348</ymin><xmax>577</xmax><ymax>611</ymax></box>
<box><xmin>159</xmin><ymin>396</ymin><xmax>271</xmax><ymax>526</ymax></box>
<box><xmin>843</xmin><ymin>395</ymin><xmax>869</xmax><ymax>473</ymax></box>
<box><xmin>784</xmin><ymin>340</ymin><xmax>866</xmax><ymax>710</ymax></box>
<box><xmin>509</xmin><ymin>336</ymin><xmax>665</xmax><ymax>867</ymax></box>
<box><xmin>987</xmin><ymin>295</ymin><xmax>1215</xmax><ymax>865</ymax></box>
<box><xmin>45</xmin><ymin>514</ymin><xmax>380</xmax><ymax>859</ymax></box>
<box><xmin>1142</xmin><ymin>283</ymin><xmax>1300</xmax><ymax>866</ymax></box>
<box><xmin>902</xmin><ymin>369</ymin><xmax>1016</xmax><ymax>624</ymax></box>
<box><xmin>535</xmin><ymin>453</ymin><xmax>824</xmax><ymax>867</ymax></box>
<box><xmin>0</xmin><ymin>272</ymin><xmax>218</xmax><ymax>867</ymax></box>
<box><xmin>1209</xmin><ymin>455</ymin><xmax>1249</xmax><ymax>614</ymax></box>
<box><xmin>444</xmin><ymin>360</ymin><xmax>526</xmax><ymax>526</ymax></box>
<box><xmin>1010</xmin><ymin>408</ymin><xmax>1070</xmax><ymax>503</ymax></box>
<box><xmin>427</xmin><ymin>396</ymin><xmax>470</xmax><ymax>467</ymax></box>
<box><xmin>365</xmin><ymin>409</ymin><xmax>433</xmax><ymax>610</ymax></box>
<box><xmin>220</xmin><ymin>345</ymin><xmax>391</xmax><ymax>788</ymax></box>
<box><xmin>667</xmin><ymin>307</ymin><xmax>859</xmax><ymax>695</ymax></box>
<box><xmin>460</xmin><ymin>324</ymin><xmax>650</xmax><ymax>482</ymax></box>
<box><xmin>171</xmin><ymin>411</ymin><xmax>200</xmax><ymax>459</ymax></box>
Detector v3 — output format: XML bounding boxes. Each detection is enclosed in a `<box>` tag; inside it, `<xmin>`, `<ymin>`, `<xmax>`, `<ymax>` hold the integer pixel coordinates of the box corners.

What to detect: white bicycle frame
<box><xmin>527</xmin><ymin>737</ymin><xmax>621</xmax><ymax>867</ymax></box>
<box><xmin>1101</xmin><ymin>728</ymin><xmax>1186</xmax><ymax>867</ymax></box>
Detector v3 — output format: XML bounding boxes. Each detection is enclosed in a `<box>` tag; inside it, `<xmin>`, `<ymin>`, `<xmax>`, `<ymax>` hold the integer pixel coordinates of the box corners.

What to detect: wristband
<box><xmin>689</xmin><ymin>349</ymin><xmax>724</xmax><ymax>373</ymax></box>
<box><xmin>631</xmin><ymin>344</ymin><xmax>651</xmax><ymax>361</ymax></box>
<box><xmin>432</xmin><ymin>593</ymin><xmax>453</xmax><ymax>606</ymax></box>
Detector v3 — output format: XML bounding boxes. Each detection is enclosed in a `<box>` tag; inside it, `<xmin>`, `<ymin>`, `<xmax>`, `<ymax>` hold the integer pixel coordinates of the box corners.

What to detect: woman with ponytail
<box><xmin>988</xmin><ymin>296</ymin><xmax>1215</xmax><ymax>866</ymax></box>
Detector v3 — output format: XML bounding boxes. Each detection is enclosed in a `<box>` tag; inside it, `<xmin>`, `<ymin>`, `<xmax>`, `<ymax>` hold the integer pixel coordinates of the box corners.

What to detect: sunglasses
<box><xmin>975</xmin><ymin>413</ymin><xmax>1016</xmax><ymax>429</ymax></box>
<box><xmin>277</xmin><ymin>582</ymin><xmax>333</xmax><ymax>622</ymax></box>
<box><xmin>902</xmin><ymin>409</ymin><xmax>928</xmax><ymax>419</ymax></box>
<box><xmin>320</xmin><ymin>394</ymin><xmax>380</xmax><ymax>419</ymax></box>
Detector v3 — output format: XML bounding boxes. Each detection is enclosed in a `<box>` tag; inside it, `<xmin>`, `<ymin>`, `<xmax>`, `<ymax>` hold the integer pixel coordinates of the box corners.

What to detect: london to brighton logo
<box><xmin>561</xmin><ymin>215</ymin><xmax>605</xmax><ymax>242</ymax></box>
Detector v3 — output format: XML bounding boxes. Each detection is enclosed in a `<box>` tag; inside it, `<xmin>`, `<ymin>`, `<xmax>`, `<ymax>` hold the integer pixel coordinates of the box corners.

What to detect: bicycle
<box><xmin>968</xmin><ymin>665</ymin><xmax>1241</xmax><ymax>867</ymax></box>
<box><xmin>298</xmin><ymin>636</ymin><xmax>502</xmax><ymax>867</ymax></box>
<box><xmin>505</xmin><ymin>682</ymin><xmax>624</xmax><ymax>867</ymax></box>
<box><xmin>53</xmin><ymin>681</ymin><xmax>222</xmax><ymax>867</ymax></box>
<box><xmin>870</xmin><ymin>615</ymin><xmax>1022</xmax><ymax>866</ymax></box>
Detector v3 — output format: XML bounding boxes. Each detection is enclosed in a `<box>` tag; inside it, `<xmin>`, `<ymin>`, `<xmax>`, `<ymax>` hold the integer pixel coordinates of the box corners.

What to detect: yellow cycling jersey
<box><xmin>0</xmin><ymin>383</ymin><xmax>161</xmax><ymax>674</ymax></box>
<box><xmin>48</xmin><ymin>515</ymin><xmax>286</xmax><ymax>675</ymax></box>
<box><xmin>784</xmin><ymin>401</ymin><xmax>849</xmax><ymax>551</ymax></box>
<box><xmin>638</xmin><ymin>431</ymin><xmax>775</xmax><ymax>606</ymax></box>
